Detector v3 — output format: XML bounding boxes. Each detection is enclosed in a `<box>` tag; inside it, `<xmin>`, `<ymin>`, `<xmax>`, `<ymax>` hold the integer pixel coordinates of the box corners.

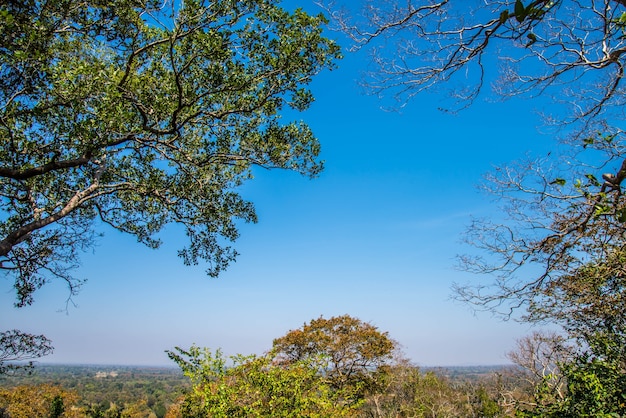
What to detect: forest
<box><xmin>0</xmin><ymin>364</ymin><xmax>189</xmax><ymax>417</ymax></box>
<box><xmin>2</xmin><ymin>0</ymin><xmax>626</xmax><ymax>416</ymax></box>
<box><xmin>0</xmin><ymin>314</ymin><xmax>621</xmax><ymax>417</ymax></box>
<box><xmin>0</xmin><ymin>315</ymin><xmax>560</xmax><ymax>417</ymax></box>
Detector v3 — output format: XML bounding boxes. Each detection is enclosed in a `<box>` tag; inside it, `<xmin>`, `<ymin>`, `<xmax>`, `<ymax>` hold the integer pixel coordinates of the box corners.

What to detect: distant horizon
<box><xmin>28</xmin><ymin>362</ymin><xmax>515</xmax><ymax>370</ymax></box>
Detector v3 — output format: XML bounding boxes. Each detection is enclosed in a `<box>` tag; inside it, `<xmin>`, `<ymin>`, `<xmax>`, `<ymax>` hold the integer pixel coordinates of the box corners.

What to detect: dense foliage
<box><xmin>0</xmin><ymin>362</ymin><xmax>516</xmax><ymax>418</ymax></box>
<box><xmin>166</xmin><ymin>316</ymin><xmax>516</xmax><ymax>417</ymax></box>
<box><xmin>5</xmin><ymin>0</ymin><xmax>626</xmax><ymax>415</ymax></box>
<box><xmin>167</xmin><ymin>346</ymin><xmax>359</xmax><ymax>417</ymax></box>
<box><xmin>0</xmin><ymin>0</ymin><xmax>340</xmax><ymax>307</ymax></box>
<box><xmin>0</xmin><ymin>365</ymin><xmax>189</xmax><ymax>417</ymax></box>
<box><xmin>0</xmin><ymin>384</ymin><xmax>80</xmax><ymax>418</ymax></box>
<box><xmin>271</xmin><ymin>315</ymin><xmax>396</xmax><ymax>401</ymax></box>
<box><xmin>19</xmin><ymin>317</ymin><xmax>626</xmax><ymax>417</ymax></box>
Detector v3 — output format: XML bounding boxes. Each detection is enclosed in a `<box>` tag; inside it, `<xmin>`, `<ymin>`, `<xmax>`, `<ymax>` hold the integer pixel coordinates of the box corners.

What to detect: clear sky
<box><xmin>1</xmin><ymin>1</ymin><xmax>556</xmax><ymax>367</ymax></box>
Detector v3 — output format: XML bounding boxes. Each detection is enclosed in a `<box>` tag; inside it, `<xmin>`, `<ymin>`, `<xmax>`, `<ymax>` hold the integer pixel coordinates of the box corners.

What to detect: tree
<box><xmin>451</xmin><ymin>137</ymin><xmax>626</xmax><ymax>315</ymax></box>
<box><xmin>320</xmin><ymin>0</ymin><xmax>626</xmax><ymax>323</ymax></box>
<box><xmin>534</xmin><ymin>245</ymin><xmax>626</xmax><ymax>346</ymax></box>
<box><xmin>0</xmin><ymin>384</ymin><xmax>81</xmax><ymax>418</ymax></box>
<box><xmin>505</xmin><ymin>331</ymin><xmax>571</xmax><ymax>413</ymax></box>
<box><xmin>552</xmin><ymin>336</ymin><xmax>626</xmax><ymax>417</ymax></box>
<box><xmin>517</xmin><ymin>335</ymin><xmax>626</xmax><ymax>416</ymax></box>
<box><xmin>450</xmin><ymin>126</ymin><xmax>626</xmax><ymax>414</ymax></box>
<box><xmin>0</xmin><ymin>329</ymin><xmax>53</xmax><ymax>376</ymax></box>
<box><xmin>270</xmin><ymin>315</ymin><xmax>397</xmax><ymax>401</ymax></box>
<box><xmin>455</xmin><ymin>160</ymin><xmax>626</xmax><ymax>414</ymax></box>
<box><xmin>325</xmin><ymin>1</ymin><xmax>626</xmax><ymax>412</ymax></box>
<box><xmin>166</xmin><ymin>345</ymin><xmax>358</xmax><ymax>418</ymax></box>
<box><xmin>49</xmin><ymin>395</ymin><xmax>65</xmax><ymax>418</ymax></box>
<box><xmin>324</xmin><ymin>0</ymin><xmax>626</xmax><ymax>320</ymax></box>
<box><xmin>447</xmin><ymin>120</ymin><xmax>626</xmax><ymax>417</ymax></box>
<box><xmin>326</xmin><ymin>0</ymin><xmax>626</xmax><ymax>127</ymax></box>
<box><xmin>358</xmin><ymin>359</ymin><xmax>503</xmax><ymax>418</ymax></box>
<box><xmin>1</xmin><ymin>0</ymin><xmax>340</xmax><ymax>372</ymax></box>
<box><xmin>498</xmin><ymin>250</ymin><xmax>626</xmax><ymax>416</ymax></box>
<box><xmin>0</xmin><ymin>0</ymin><xmax>340</xmax><ymax>307</ymax></box>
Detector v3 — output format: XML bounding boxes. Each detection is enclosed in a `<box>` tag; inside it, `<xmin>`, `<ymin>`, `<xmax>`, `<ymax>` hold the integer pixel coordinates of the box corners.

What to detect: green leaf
<box><xmin>515</xmin><ymin>0</ymin><xmax>526</xmax><ymax>22</ymax></box>
<box><xmin>551</xmin><ymin>178</ymin><xmax>566</xmax><ymax>186</ymax></box>
<box><xmin>593</xmin><ymin>203</ymin><xmax>610</xmax><ymax>217</ymax></box>
<box><xmin>499</xmin><ymin>10</ymin><xmax>509</xmax><ymax>24</ymax></box>
<box><xmin>603</xmin><ymin>133</ymin><xmax>615</xmax><ymax>143</ymax></box>
<box><xmin>585</xmin><ymin>174</ymin><xmax>600</xmax><ymax>187</ymax></box>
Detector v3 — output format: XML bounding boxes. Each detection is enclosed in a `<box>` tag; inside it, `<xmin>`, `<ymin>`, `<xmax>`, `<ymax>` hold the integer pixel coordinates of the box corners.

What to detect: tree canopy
<box><xmin>167</xmin><ymin>317</ymin><xmax>504</xmax><ymax>417</ymax></box>
<box><xmin>166</xmin><ymin>345</ymin><xmax>359</xmax><ymax>418</ymax></box>
<box><xmin>0</xmin><ymin>0</ymin><xmax>340</xmax><ymax>307</ymax></box>
<box><xmin>271</xmin><ymin>314</ymin><xmax>397</xmax><ymax>399</ymax></box>
<box><xmin>0</xmin><ymin>384</ymin><xmax>80</xmax><ymax>418</ymax></box>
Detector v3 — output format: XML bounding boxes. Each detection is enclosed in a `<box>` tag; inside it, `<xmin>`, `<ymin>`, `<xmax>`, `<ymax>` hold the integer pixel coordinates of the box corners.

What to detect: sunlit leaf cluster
<box><xmin>0</xmin><ymin>0</ymin><xmax>341</xmax><ymax>305</ymax></box>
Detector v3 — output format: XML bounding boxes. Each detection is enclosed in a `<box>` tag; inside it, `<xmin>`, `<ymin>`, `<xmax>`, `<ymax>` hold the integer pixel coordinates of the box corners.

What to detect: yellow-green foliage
<box><xmin>0</xmin><ymin>384</ymin><xmax>81</xmax><ymax>418</ymax></box>
<box><xmin>167</xmin><ymin>345</ymin><xmax>359</xmax><ymax>417</ymax></box>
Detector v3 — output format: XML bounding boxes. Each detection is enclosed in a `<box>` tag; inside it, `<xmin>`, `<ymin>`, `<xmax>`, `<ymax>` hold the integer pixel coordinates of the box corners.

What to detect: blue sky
<box><xmin>1</xmin><ymin>1</ymin><xmax>556</xmax><ymax>367</ymax></box>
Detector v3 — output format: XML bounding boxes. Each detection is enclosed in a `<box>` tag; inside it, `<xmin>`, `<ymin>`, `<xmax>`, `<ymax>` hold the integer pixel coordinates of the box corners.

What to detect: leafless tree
<box><xmin>324</xmin><ymin>3</ymin><xmax>626</xmax><ymax>412</ymax></box>
<box><xmin>323</xmin><ymin>0</ymin><xmax>626</xmax><ymax>130</ymax></box>
<box><xmin>452</xmin><ymin>127</ymin><xmax>626</xmax><ymax>318</ymax></box>
<box><xmin>0</xmin><ymin>329</ymin><xmax>53</xmax><ymax>376</ymax></box>
<box><xmin>507</xmin><ymin>331</ymin><xmax>571</xmax><ymax>408</ymax></box>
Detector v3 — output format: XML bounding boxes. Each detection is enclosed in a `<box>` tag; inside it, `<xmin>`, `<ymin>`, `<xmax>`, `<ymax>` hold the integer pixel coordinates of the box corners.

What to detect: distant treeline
<box><xmin>0</xmin><ymin>364</ymin><xmax>189</xmax><ymax>418</ymax></box>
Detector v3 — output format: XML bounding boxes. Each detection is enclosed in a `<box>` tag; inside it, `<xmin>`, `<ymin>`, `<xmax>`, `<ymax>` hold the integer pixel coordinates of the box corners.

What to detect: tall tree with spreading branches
<box><xmin>0</xmin><ymin>0</ymin><xmax>340</xmax><ymax>370</ymax></box>
<box><xmin>271</xmin><ymin>314</ymin><xmax>397</xmax><ymax>401</ymax></box>
<box><xmin>324</xmin><ymin>0</ymin><xmax>626</xmax><ymax>319</ymax></box>
<box><xmin>0</xmin><ymin>0</ymin><xmax>340</xmax><ymax>305</ymax></box>
<box><xmin>326</xmin><ymin>0</ymin><xmax>626</xmax><ymax>125</ymax></box>
<box><xmin>325</xmin><ymin>2</ymin><xmax>626</xmax><ymax>411</ymax></box>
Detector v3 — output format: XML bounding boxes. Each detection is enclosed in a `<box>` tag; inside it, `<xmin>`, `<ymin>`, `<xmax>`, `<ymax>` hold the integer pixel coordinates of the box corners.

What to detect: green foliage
<box><xmin>271</xmin><ymin>315</ymin><xmax>396</xmax><ymax>402</ymax></box>
<box><xmin>560</xmin><ymin>358</ymin><xmax>626</xmax><ymax>416</ymax></box>
<box><xmin>0</xmin><ymin>358</ymin><xmax>522</xmax><ymax>418</ymax></box>
<box><xmin>0</xmin><ymin>364</ymin><xmax>188</xmax><ymax>418</ymax></box>
<box><xmin>511</xmin><ymin>0</ymin><xmax>552</xmax><ymax>24</ymax></box>
<box><xmin>565</xmin><ymin>331</ymin><xmax>626</xmax><ymax>415</ymax></box>
<box><xmin>0</xmin><ymin>384</ymin><xmax>80</xmax><ymax>418</ymax></box>
<box><xmin>0</xmin><ymin>0</ymin><xmax>341</xmax><ymax>306</ymax></box>
<box><xmin>359</xmin><ymin>362</ymin><xmax>505</xmax><ymax>417</ymax></box>
<box><xmin>515</xmin><ymin>248</ymin><xmax>626</xmax><ymax>416</ymax></box>
<box><xmin>472</xmin><ymin>386</ymin><xmax>502</xmax><ymax>417</ymax></box>
<box><xmin>49</xmin><ymin>394</ymin><xmax>65</xmax><ymax>418</ymax></box>
<box><xmin>165</xmin><ymin>316</ymin><xmax>511</xmax><ymax>418</ymax></box>
<box><xmin>519</xmin><ymin>354</ymin><xmax>626</xmax><ymax>417</ymax></box>
<box><xmin>166</xmin><ymin>345</ymin><xmax>358</xmax><ymax>417</ymax></box>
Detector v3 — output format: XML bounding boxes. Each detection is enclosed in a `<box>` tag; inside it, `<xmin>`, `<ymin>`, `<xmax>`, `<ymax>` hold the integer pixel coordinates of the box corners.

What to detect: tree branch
<box><xmin>0</xmin><ymin>153</ymin><xmax>92</xmax><ymax>180</ymax></box>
